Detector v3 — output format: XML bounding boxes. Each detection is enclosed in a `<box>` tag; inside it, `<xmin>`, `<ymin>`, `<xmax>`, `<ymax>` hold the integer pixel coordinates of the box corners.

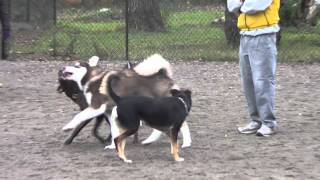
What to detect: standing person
<box><xmin>0</xmin><ymin>0</ymin><xmax>11</xmax><ymax>60</ymax></box>
<box><xmin>227</xmin><ymin>0</ymin><xmax>280</xmax><ymax>136</ymax></box>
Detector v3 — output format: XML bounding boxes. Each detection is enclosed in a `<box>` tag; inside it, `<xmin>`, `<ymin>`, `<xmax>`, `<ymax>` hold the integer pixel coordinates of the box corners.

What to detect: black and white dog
<box><xmin>58</xmin><ymin>56</ymin><xmax>111</xmax><ymax>145</ymax></box>
<box><xmin>59</xmin><ymin>54</ymin><xmax>192</xmax><ymax>148</ymax></box>
<box><xmin>107</xmin><ymin>73</ymin><xmax>192</xmax><ymax>163</ymax></box>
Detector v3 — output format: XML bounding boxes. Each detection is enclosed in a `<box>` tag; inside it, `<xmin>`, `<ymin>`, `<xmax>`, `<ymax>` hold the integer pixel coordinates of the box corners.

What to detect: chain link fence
<box><xmin>10</xmin><ymin>0</ymin><xmax>320</xmax><ymax>62</ymax></box>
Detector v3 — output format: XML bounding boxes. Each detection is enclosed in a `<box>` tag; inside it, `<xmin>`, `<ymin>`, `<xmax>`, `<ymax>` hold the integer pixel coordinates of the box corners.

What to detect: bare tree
<box><xmin>298</xmin><ymin>0</ymin><xmax>319</xmax><ymax>26</ymax></box>
<box><xmin>223</xmin><ymin>2</ymin><xmax>239</xmax><ymax>48</ymax></box>
<box><xmin>128</xmin><ymin>0</ymin><xmax>165</xmax><ymax>32</ymax></box>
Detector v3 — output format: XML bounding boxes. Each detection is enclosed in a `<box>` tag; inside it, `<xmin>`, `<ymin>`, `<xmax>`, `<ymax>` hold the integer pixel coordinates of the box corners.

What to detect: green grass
<box><xmin>15</xmin><ymin>9</ymin><xmax>320</xmax><ymax>62</ymax></box>
<box><xmin>57</xmin><ymin>21</ymin><xmax>123</xmax><ymax>32</ymax></box>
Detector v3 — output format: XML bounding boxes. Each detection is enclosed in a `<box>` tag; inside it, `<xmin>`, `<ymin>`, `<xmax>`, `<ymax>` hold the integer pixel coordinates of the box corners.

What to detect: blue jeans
<box><xmin>239</xmin><ymin>33</ymin><xmax>277</xmax><ymax>128</ymax></box>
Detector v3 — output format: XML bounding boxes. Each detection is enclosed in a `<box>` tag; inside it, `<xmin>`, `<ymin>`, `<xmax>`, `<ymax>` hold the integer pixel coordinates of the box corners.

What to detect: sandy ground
<box><xmin>0</xmin><ymin>58</ymin><xmax>319</xmax><ymax>179</ymax></box>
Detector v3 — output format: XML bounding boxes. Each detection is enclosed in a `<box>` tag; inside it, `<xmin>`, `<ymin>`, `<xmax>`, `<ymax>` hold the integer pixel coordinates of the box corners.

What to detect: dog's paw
<box><xmin>141</xmin><ymin>140</ymin><xmax>152</xmax><ymax>145</ymax></box>
<box><xmin>62</xmin><ymin>122</ymin><xmax>77</xmax><ymax>131</ymax></box>
<box><xmin>63</xmin><ymin>139</ymin><xmax>73</xmax><ymax>145</ymax></box>
<box><xmin>104</xmin><ymin>144</ymin><xmax>116</xmax><ymax>150</ymax></box>
<box><xmin>175</xmin><ymin>157</ymin><xmax>184</xmax><ymax>162</ymax></box>
<box><xmin>181</xmin><ymin>143</ymin><xmax>191</xmax><ymax>148</ymax></box>
<box><xmin>124</xmin><ymin>159</ymin><xmax>133</xmax><ymax>163</ymax></box>
<box><xmin>62</xmin><ymin>125</ymin><xmax>74</xmax><ymax>132</ymax></box>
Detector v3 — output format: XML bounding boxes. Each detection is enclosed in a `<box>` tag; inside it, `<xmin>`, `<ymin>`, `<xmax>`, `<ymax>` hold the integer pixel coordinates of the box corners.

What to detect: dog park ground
<box><xmin>0</xmin><ymin>57</ymin><xmax>319</xmax><ymax>179</ymax></box>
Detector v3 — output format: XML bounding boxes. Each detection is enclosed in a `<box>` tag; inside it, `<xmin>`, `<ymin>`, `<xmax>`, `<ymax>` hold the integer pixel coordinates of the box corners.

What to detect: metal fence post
<box><xmin>52</xmin><ymin>0</ymin><xmax>57</xmax><ymax>57</ymax></box>
<box><xmin>53</xmin><ymin>0</ymin><xmax>57</xmax><ymax>26</ymax></box>
<box><xmin>125</xmin><ymin>0</ymin><xmax>129</xmax><ymax>61</ymax></box>
<box><xmin>26</xmin><ymin>0</ymin><xmax>30</xmax><ymax>22</ymax></box>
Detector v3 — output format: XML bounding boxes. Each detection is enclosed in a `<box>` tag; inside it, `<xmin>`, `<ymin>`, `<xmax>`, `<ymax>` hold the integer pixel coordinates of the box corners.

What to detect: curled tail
<box><xmin>107</xmin><ymin>73</ymin><xmax>121</xmax><ymax>104</ymax></box>
<box><xmin>133</xmin><ymin>54</ymin><xmax>173</xmax><ymax>78</ymax></box>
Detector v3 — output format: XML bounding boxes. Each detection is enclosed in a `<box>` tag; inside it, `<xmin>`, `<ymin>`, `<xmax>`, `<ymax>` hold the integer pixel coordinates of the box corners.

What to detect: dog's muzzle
<box><xmin>58</xmin><ymin>68</ymin><xmax>73</xmax><ymax>79</ymax></box>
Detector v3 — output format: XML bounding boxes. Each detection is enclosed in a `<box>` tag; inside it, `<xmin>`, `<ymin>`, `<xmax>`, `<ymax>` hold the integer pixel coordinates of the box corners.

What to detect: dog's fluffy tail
<box><xmin>133</xmin><ymin>54</ymin><xmax>173</xmax><ymax>78</ymax></box>
<box><xmin>107</xmin><ymin>73</ymin><xmax>121</xmax><ymax>104</ymax></box>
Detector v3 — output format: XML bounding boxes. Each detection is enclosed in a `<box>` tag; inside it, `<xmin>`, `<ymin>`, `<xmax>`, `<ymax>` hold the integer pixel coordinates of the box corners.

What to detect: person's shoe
<box><xmin>256</xmin><ymin>124</ymin><xmax>276</xmax><ymax>137</ymax></box>
<box><xmin>237</xmin><ymin>121</ymin><xmax>261</xmax><ymax>134</ymax></box>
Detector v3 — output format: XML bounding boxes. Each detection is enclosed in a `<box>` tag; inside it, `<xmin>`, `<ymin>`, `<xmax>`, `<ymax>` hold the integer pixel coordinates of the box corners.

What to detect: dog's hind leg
<box><xmin>92</xmin><ymin>115</ymin><xmax>107</xmax><ymax>144</ymax></box>
<box><xmin>103</xmin><ymin>114</ymin><xmax>112</xmax><ymax>143</ymax></box>
<box><xmin>180</xmin><ymin>121</ymin><xmax>192</xmax><ymax>148</ymax></box>
<box><xmin>141</xmin><ymin>129</ymin><xmax>162</xmax><ymax>145</ymax></box>
<box><xmin>62</xmin><ymin>105</ymin><xmax>106</xmax><ymax>131</ymax></box>
<box><xmin>64</xmin><ymin>119</ymin><xmax>91</xmax><ymax>145</ymax></box>
<box><xmin>115</xmin><ymin>130</ymin><xmax>137</xmax><ymax>163</ymax></box>
<box><xmin>132</xmin><ymin>132</ymin><xmax>139</xmax><ymax>144</ymax></box>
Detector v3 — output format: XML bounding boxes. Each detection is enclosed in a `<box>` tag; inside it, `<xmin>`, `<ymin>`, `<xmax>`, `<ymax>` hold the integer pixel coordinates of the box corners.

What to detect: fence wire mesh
<box><xmin>10</xmin><ymin>0</ymin><xmax>320</xmax><ymax>62</ymax></box>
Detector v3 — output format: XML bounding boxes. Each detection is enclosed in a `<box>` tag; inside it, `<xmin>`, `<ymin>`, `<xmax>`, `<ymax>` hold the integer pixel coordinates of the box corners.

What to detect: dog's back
<box><xmin>104</xmin><ymin>68</ymin><xmax>175</xmax><ymax>108</ymax></box>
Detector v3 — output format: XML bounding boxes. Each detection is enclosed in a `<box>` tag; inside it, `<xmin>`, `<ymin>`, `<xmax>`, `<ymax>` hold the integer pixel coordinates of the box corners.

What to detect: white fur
<box><xmin>85</xmin><ymin>92</ymin><xmax>92</xmax><ymax>106</ymax></box>
<box><xmin>62</xmin><ymin>104</ymin><xmax>106</xmax><ymax>131</ymax></box>
<box><xmin>133</xmin><ymin>54</ymin><xmax>173</xmax><ymax>78</ymax></box>
<box><xmin>104</xmin><ymin>141</ymin><xmax>116</xmax><ymax>149</ymax></box>
<box><xmin>171</xmin><ymin>84</ymin><xmax>180</xmax><ymax>90</ymax></box>
<box><xmin>141</xmin><ymin>129</ymin><xmax>162</xmax><ymax>145</ymax></box>
<box><xmin>105</xmin><ymin>107</ymin><xmax>120</xmax><ymax>149</ymax></box>
<box><xmin>63</xmin><ymin>66</ymin><xmax>87</xmax><ymax>91</ymax></box>
<box><xmin>180</xmin><ymin>121</ymin><xmax>191</xmax><ymax>148</ymax></box>
<box><xmin>104</xmin><ymin>114</ymin><xmax>116</xmax><ymax>149</ymax></box>
<box><xmin>88</xmin><ymin>56</ymin><xmax>99</xmax><ymax>67</ymax></box>
<box><xmin>141</xmin><ymin>122</ymin><xmax>191</xmax><ymax>148</ymax></box>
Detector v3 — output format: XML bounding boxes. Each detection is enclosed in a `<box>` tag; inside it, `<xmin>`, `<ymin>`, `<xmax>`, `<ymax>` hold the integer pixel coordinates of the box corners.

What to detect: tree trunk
<box><xmin>299</xmin><ymin>0</ymin><xmax>319</xmax><ymax>26</ymax></box>
<box><xmin>224</xmin><ymin>3</ymin><xmax>239</xmax><ymax>48</ymax></box>
<box><xmin>128</xmin><ymin>0</ymin><xmax>165</xmax><ymax>32</ymax></box>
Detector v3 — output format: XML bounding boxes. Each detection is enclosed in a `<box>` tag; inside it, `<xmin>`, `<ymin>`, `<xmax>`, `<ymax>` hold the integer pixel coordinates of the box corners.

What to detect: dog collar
<box><xmin>177</xmin><ymin>97</ymin><xmax>189</xmax><ymax>114</ymax></box>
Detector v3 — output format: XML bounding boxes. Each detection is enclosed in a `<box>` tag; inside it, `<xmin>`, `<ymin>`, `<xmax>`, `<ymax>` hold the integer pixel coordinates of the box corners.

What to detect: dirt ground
<box><xmin>0</xmin><ymin>57</ymin><xmax>319</xmax><ymax>179</ymax></box>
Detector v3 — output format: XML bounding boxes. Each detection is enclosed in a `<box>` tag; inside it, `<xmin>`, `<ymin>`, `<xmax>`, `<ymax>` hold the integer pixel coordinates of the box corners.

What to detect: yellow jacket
<box><xmin>237</xmin><ymin>0</ymin><xmax>280</xmax><ymax>31</ymax></box>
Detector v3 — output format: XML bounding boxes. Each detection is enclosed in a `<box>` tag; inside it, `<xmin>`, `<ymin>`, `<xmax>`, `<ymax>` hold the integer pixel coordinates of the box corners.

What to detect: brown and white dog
<box><xmin>59</xmin><ymin>54</ymin><xmax>192</xmax><ymax>148</ymax></box>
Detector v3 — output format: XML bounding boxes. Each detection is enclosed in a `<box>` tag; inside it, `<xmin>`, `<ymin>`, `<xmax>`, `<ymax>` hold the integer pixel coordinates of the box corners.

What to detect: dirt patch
<box><xmin>0</xmin><ymin>59</ymin><xmax>319</xmax><ymax>179</ymax></box>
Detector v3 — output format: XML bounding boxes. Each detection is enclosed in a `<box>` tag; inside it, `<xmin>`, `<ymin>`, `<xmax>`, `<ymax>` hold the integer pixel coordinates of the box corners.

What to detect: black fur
<box><xmin>108</xmin><ymin>75</ymin><xmax>192</xmax><ymax>161</ymax></box>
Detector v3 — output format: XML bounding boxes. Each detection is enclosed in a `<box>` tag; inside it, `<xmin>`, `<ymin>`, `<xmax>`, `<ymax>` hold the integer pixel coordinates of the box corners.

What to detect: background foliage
<box><xmin>10</xmin><ymin>0</ymin><xmax>320</xmax><ymax>62</ymax></box>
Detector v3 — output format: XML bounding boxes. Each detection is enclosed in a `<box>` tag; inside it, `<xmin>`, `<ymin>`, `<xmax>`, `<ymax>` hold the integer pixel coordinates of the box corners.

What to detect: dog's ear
<box><xmin>170</xmin><ymin>89</ymin><xmax>180</xmax><ymax>96</ymax></box>
<box><xmin>184</xmin><ymin>89</ymin><xmax>192</xmax><ymax>97</ymax></box>
<box><xmin>88</xmin><ymin>56</ymin><xmax>99</xmax><ymax>67</ymax></box>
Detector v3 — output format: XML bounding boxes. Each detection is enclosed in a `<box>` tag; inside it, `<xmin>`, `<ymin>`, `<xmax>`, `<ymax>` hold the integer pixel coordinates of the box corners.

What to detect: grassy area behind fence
<box><xmin>15</xmin><ymin>8</ymin><xmax>320</xmax><ymax>62</ymax></box>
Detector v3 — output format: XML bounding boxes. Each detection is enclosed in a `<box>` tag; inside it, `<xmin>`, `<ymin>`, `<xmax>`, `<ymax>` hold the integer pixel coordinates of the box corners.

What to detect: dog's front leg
<box><xmin>62</xmin><ymin>105</ymin><xmax>106</xmax><ymax>131</ymax></box>
<box><xmin>180</xmin><ymin>121</ymin><xmax>192</xmax><ymax>148</ymax></box>
<box><xmin>103</xmin><ymin>114</ymin><xmax>112</xmax><ymax>143</ymax></box>
<box><xmin>170</xmin><ymin>130</ymin><xmax>184</xmax><ymax>162</ymax></box>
